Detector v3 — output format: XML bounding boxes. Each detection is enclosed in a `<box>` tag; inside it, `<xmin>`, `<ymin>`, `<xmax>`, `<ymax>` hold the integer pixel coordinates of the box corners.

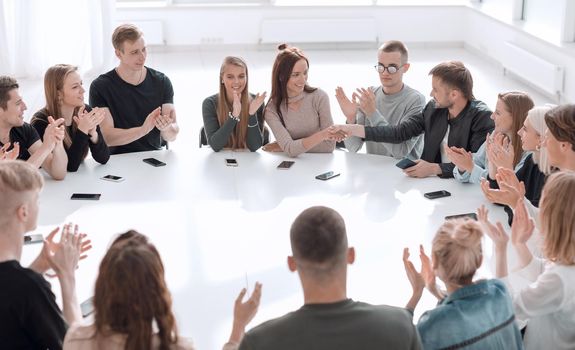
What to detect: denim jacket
<box><xmin>416</xmin><ymin>279</ymin><xmax>524</xmax><ymax>350</ymax></box>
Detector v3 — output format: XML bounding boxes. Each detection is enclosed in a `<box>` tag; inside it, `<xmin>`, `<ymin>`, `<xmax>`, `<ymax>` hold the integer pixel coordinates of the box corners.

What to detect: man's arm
<box><xmin>364</xmin><ymin>111</ymin><xmax>425</xmax><ymax>144</ymax></box>
<box><xmin>99</xmin><ymin>107</ymin><xmax>159</xmax><ymax>147</ymax></box>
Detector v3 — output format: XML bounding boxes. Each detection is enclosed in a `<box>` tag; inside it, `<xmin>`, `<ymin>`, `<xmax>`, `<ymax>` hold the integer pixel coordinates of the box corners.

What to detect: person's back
<box><xmin>240</xmin><ymin>299</ymin><xmax>419</xmax><ymax>350</ymax></box>
<box><xmin>417</xmin><ymin>279</ymin><xmax>522</xmax><ymax>350</ymax></box>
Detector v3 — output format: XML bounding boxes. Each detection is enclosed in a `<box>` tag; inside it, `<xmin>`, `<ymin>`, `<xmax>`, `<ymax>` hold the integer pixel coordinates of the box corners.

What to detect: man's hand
<box><xmin>335</xmin><ymin>87</ymin><xmax>358</xmax><ymax>123</ymax></box>
<box><xmin>143</xmin><ymin>107</ymin><xmax>161</xmax><ymax>133</ymax></box>
<box><xmin>355</xmin><ymin>87</ymin><xmax>376</xmax><ymax>117</ymax></box>
<box><xmin>154</xmin><ymin>112</ymin><xmax>175</xmax><ymax>131</ymax></box>
<box><xmin>0</xmin><ymin>142</ymin><xmax>19</xmax><ymax>160</ymax></box>
<box><xmin>40</xmin><ymin>224</ymin><xmax>92</xmax><ymax>278</ymax></box>
<box><xmin>249</xmin><ymin>91</ymin><xmax>267</xmax><ymax>116</ymax></box>
<box><xmin>228</xmin><ymin>282</ymin><xmax>263</xmax><ymax>345</ymax></box>
<box><xmin>404</xmin><ymin>159</ymin><xmax>441</xmax><ymax>178</ymax></box>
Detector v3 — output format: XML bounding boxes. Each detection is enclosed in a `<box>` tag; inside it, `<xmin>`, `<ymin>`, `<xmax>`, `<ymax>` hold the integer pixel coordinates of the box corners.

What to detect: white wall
<box><xmin>117</xmin><ymin>4</ymin><xmax>574</xmax><ymax>102</ymax></box>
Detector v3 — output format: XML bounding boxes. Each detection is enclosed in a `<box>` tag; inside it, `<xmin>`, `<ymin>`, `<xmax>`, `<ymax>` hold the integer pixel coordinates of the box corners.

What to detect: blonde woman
<box><xmin>403</xmin><ymin>219</ymin><xmax>523</xmax><ymax>349</ymax></box>
<box><xmin>202</xmin><ymin>56</ymin><xmax>267</xmax><ymax>152</ymax></box>
<box><xmin>480</xmin><ymin>171</ymin><xmax>575</xmax><ymax>350</ymax></box>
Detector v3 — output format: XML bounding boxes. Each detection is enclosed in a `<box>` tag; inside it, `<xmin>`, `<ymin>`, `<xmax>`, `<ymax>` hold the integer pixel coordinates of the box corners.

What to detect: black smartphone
<box><xmin>315</xmin><ymin>171</ymin><xmax>340</xmax><ymax>181</ymax></box>
<box><xmin>80</xmin><ymin>297</ymin><xmax>94</xmax><ymax>318</ymax></box>
<box><xmin>225</xmin><ymin>158</ymin><xmax>238</xmax><ymax>167</ymax></box>
<box><xmin>395</xmin><ymin>158</ymin><xmax>417</xmax><ymax>169</ymax></box>
<box><xmin>445</xmin><ymin>213</ymin><xmax>478</xmax><ymax>221</ymax></box>
<box><xmin>71</xmin><ymin>193</ymin><xmax>101</xmax><ymax>200</ymax></box>
<box><xmin>143</xmin><ymin>158</ymin><xmax>166</xmax><ymax>167</ymax></box>
<box><xmin>101</xmin><ymin>174</ymin><xmax>124</xmax><ymax>182</ymax></box>
<box><xmin>277</xmin><ymin>161</ymin><xmax>295</xmax><ymax>170</ymax></box>
<box><xmin>424</xmin><ymin>190</ymin><xmax>451</xmax><ymax>199</ymax></box>
<box><xmin>24</xmin><ymin>234</ymin><xmax>43</xmax><ymax>245</ymax></box>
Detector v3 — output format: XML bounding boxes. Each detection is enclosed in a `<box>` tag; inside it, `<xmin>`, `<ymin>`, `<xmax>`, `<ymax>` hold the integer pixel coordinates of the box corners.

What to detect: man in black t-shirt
<box><xmin>89</xmin><ymin>24</ymin><xmax>179</xmax><ymax>154</ymax></box>
<box><xmin>0</xmin><ymin>76</ymin><xmax>68</xmax><ymax>180</ymax></box>
<box><xmin>239</xmin><ymin>206</ymin><xmax>422</xmax><ymax>350</ymax></box>
<box><xmin>0</xmin><ymin>161</ymin><xmax>89</xmax><ymax>349</ymax></box>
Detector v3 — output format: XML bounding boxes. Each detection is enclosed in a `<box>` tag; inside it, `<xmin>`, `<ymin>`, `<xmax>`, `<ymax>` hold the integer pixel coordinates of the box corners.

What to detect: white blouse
<box><xmin>503</xmin><ymin>258</ymin><xmax>575</xmax><ymax>350</ymax></box>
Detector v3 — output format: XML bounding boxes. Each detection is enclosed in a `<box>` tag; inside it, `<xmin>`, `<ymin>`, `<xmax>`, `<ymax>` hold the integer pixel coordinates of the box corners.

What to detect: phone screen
<box><xmin>445</xmin><ymin>213</ymin><xmax>478</xmax><ymax>221</ymax></box>
<box><xmin>395</xmin><ymin>158</ymin><xmax>417</xmax><ymax>169</ymax></box>
<box><xmin>23</xmin><ymin>234</ymin><xmax>44</xmax><ymax>245</ymax></box>
<box><xmin>101</xmin><ymin>175</ymin><xmax>124</xmax><ymax>182</ymax></box>
<box><xmin>424</xmin><ymin>190</ymin><xmax>451</xmax><ymax>199</ymax></box>
<box><xmin>71</xmin><ymin>193</ymin><xmax>101</xmax><ymax>200</ymax></box>
<box><xmin>143</xmin><ymin>158</ymin><xmax>166</xmax><ymax>167</ymax></box>
<box><xmin>315</xmin><ymin>171</ymin><xmax>340</xmax><ymax>181</ymax></box>
<box><xmin>80</xmin><ymin>297</ymin><xmax>94</xmax><ymax>318</ymax></box>
<box><xmin>225</xmin><ymin>158</ymin><xmax>238</xmax><ymax>167</ymax></box>
<box><xmin>277</xmin><ymin>161</ymin><xmax>295</xmax><ymax>169</ymax></box>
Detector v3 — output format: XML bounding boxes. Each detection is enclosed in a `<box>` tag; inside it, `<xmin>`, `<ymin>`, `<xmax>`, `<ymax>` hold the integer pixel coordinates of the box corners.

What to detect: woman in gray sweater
<box><xmin>202</xmin><ymin>56</ymin><xmax>267</xmax><ymax>152</ymax></box>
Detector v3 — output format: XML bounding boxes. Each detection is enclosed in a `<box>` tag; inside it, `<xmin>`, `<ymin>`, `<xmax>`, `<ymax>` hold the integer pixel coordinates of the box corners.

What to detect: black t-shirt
<box><xmin>0</xmin><ymin>260</ymin><xmax>67</xmax><ymax>350</ymax></box>
<box><xmin>0</xmin><ymin>123</ymin><xmax>40</xmax><ymax>160</ymax></box>
<box><xmin>89</xmin><ymin>67</ymin><xmax>174</xmax><ymax>154</ymax></box>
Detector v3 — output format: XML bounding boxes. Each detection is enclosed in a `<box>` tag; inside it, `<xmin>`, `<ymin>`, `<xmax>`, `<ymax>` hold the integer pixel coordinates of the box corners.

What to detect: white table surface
<box><xmin>22</xmin><ymin>148</ymin><xmax>515</xmax><ymax>349</ymax></box>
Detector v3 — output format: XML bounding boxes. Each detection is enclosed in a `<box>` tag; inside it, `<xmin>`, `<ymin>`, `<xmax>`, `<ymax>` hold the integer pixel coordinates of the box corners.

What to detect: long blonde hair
<box><xmin>540</xmin><ymin>171</ymin><xmax>575</xmax><ymax>265</ymax></box>
<box><xmin>217</xmin><ymin>56</ymin><xmax>250</xmax><ymax>149</ymax></box>
<box><xmin>526</xmin><ymin>105</ymin><xmax>555</xmax><ymax>174</ymax></box>
<box><xmin>432</xmin><ymin>219</ymin><xmax>483</xmax><ymax>286</ymax></box>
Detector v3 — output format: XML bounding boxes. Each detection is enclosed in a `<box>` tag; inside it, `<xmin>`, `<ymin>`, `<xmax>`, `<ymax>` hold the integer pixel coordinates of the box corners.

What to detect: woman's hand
<box><xmin>477</xmin><ymin>205</ymin><xmax>509</xmax><ymax>252</ymax></box>
<box><xmin>249</xmin><ymin>92</ymin><xmax>267</xmax><ymax>116</ymax></box>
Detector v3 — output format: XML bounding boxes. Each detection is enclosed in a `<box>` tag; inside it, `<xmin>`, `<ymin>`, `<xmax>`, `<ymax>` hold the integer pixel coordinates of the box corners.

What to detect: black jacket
<box><xmin>364</xmin><ymin>99</ymin><xmax>494</xmax><ymax>178</ymax></box>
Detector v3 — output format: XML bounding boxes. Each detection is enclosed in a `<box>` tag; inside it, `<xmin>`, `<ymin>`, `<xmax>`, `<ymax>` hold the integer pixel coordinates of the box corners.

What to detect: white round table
<box><xmin>22</xmin><ymin>148</ymin><xmax>512</xmax><ymax>349</ymax></box>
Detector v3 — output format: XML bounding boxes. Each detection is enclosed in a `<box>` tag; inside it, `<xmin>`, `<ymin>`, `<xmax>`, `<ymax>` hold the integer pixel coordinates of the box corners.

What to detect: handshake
<box><xmin>324</xmin><ymin>124</ymin><xmax>363</xmax><ymax>142</ymax></box>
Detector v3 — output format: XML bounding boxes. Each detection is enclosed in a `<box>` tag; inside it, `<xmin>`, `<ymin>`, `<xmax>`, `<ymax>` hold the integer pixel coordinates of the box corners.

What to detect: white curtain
<box><xmin>0</xmin><ymin>0</ymin><xmax>115</xmax><ymax>78</ymax></box>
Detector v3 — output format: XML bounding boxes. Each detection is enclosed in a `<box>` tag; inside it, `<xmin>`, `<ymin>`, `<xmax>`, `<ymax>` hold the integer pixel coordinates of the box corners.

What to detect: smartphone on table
<box><xmin>101</xmin><ymin>174</ymin><xmax>124</xmax><ymax>182</ymax></box>
<box><xmin>424</xmin><ymin>190</ymin><xmax>451</xmax><ymax>199</ymax></box>
<box><xmin>143</xmin><ymin>158</ymin><xmax>166</xmax><ymax>167</ymax></box>
<box><xmin>225</xmin><ymin>158</ymin><xmax>238</xmax><ymax>167</ymax></box>
<box><xmin>315</xmin><ymin>171</ymin><xmax>340</xmax><ymax>181</ymax></box>
<box><xmin>445</xmin><ymin>213</ymin><xmax>478</xmax><ymax>221</ymax></box>
<box><xmin>395</xmin><ymin>158</ymin><xmax>417</xmax><ymax>169</ymax></box>
<box><xmin>71</xmin><ymin>193</ymin><xmax>101</xmax><ymax>200</ymax></box>
<box><xmin>277</xmin><ymin>161</ymin><xmax>295</xmax><ymax>170</ymax></box>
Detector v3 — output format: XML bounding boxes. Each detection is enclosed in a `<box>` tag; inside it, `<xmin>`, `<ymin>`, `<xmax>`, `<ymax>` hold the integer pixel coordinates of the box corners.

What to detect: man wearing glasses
<box><xmin>335</xmin><ymin>40</ymin><xmax>425</xmax><ymax>159</ymax></box>
<box><xmin>332</xmin><ymin>60</ymin><xmax>494</xmax><ymax>178</ymax></box>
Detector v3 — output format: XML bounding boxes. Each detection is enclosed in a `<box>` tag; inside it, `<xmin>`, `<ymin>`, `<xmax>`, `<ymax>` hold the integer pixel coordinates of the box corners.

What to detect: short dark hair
<box><xmin>290</xmin><ymin>206</ymin><xmax>348</xmax><ymax>275</ymax></box>
<box><xmin>545</xmin><ymin>104</ymin><xmax>575</xmax><ymax>152</ymax></box>
<box><xmin>379</xmin><ymin>40</ymin><xmax>408</xmax><ymax>64</ymax></box>
<box><xmin>112</xmin><ymin>24</ymin><xmax>143</xmax><ymax>51</ymax></box>
<box><xmin>429</xmin><ymin>61</ymin><xmax>474</xmax><ymax>100</ymax></box>
<box><xmin>0</xmin><ymin>76</ymin><xmax>19</xmax><ymax>110</ymax></box>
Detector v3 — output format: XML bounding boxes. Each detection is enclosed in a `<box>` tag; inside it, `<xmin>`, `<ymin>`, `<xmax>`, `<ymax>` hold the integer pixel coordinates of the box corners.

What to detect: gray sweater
<box><xmin>202</xmin><ymin>93</ymin><xmax>264</xmax><ymax>152</ymax></box>
<box><xmin>344</xmin><ymin>84</ymin><xmax>425</xmax><ymax>159</ymax></box>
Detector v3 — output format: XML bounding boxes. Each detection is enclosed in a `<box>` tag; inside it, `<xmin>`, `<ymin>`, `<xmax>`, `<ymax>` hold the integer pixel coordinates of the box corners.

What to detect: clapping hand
<box><xmin>477</xmin><ymin>205</ymin><xmax>509</xmax><ymax>251</ymax></box>
<box><xmin>249</xmin><ymin>92</ymin><xmax>267</xmax><ymax>116</ymax></box>
<box><xmin>444</xmin><ymin>144</ymin><xmax>474</xmax><ymax>173</ymax></box>
<box><xmin>511</xmin><ymin>199</ymin><xmax>535</xmax><ymax>246</ymax></box>
<box><xmin>354</xmin><ymin>87</ymin><xmax>376</xmax><ymax>116</ymax></box>
<box><xmin>0</xmin><ymin>142</ymin><xmax>19</xmax><ymax>160</ymax></box>
<box><xmin>486</xmin><ymin>132</ymin><xmax>514</xmax><ymax>170</ymax></box>
<box><xmin>335</xmin><ymin>87</ymin><xmax>358</xmax><ymax>123</ymax></box>
<box><xmin>74</xmin><ymin>106</ymin><xmax>105</xmax><ymax>138</ymax></box>
<box><xmin>44</xmin><ymin>116</ymin><xmax>66</xmax><ymax>149</ymax></box>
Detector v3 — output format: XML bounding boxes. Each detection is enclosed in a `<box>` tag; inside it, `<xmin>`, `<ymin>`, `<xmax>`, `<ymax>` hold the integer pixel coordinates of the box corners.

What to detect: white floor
<box><xmin>18</xmin><ymin>45</ymin><xmax>551</xmax><ymax>153</ymax></box>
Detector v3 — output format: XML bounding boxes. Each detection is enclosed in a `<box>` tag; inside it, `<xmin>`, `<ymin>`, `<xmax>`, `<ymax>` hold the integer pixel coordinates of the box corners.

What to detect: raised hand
<box><xmin>144</xmin><ymin>107</ymin><xmax>161</xmax><ymax>133</ymax></box>
<box><xmin>403</xmin><ymin>248</ymin><xmax>425</xmax><ymax>295</ymax></box>
<box><xmin>335</xmin><ymin>86</ymin><xmax>357</xmax><ymax>122</ymax></box>
<box><xmin>477</xmin><ymin>205</ymin><xmax>509</xmax><ymax>251</ymax></box>
<box><xmin>154</xmin><ymin>111</ymin><xmax>175</xmax><ymax>131</ymax></box>
<box><xmin>0</xmin><ymin>142</ymin><xmax>20</xmax><ymax>160</ymax></box>
<box><xmin>249</xmin><ymin>91</ymin><xmax>267</xmax><ymax>115</ymax></box>
<box><xmin>232</xmin><ymin>91</ymin><xmax>241</xmax><ymax>119</ymax></box>
<box><xmin>487</xmin><ymin>132</ymin><xmax>513</xmax><ymax>170</ymax></box>
<box><xmin>44</xmin><ymin>116</ymin><xmax>66</xmax><ymax>149</ymax></box>
<box><xmin>444</xmin><ymin>144</ymin><xmax>474</xmax><ymax>173</ymax></box>
<box><xmin>355</xmin><ymin>87</ymin><xmax>376</xmax><ymax>117</ymax></box>
<box><xmin>41</xmin><ymin>224</ymin><xmax>92</xmax><ymax>277</ymax></box>
<box><xmin>511</xmin><ymin>199</ymin><xmax>535</xmax><ymax>246</ymax></box>
<box><xmin>228</xmin><ymin>282</ymin><xmax>263</xmax><ymax>344</ymax></box>
<box><xmin>74</xmin><ymin>107</ymin><xmax>105</xmax><ymax>137</ymax></box>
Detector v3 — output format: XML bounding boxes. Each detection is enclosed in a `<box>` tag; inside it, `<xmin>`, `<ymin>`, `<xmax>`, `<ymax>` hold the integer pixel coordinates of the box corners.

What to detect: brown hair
<box><xmin>217</xmin><ymin>56</ymin><xmax>250</xmax><ymax>149</ymax></box>
<box><xmin>378</xmin><ymin>40</ymin><xmax>408</xmax><ymax>64</ymax></box>
<box><xmin>267</xmin><ymin>44</ymin><xmax>317</xmax><ymax>125</ymax></box>
<box><xmin>498</xmin><ymin>91</ymin><xmax>534</xmax><ymax>167</ymax></box>
<box><xmin>545</xmin><ymin>104</ymin><xmax>575</xmax><ymax>152</ymax></box>
<box><xmin>94</xmin><ymin>230</ymin><xmax>178</xmax><ymax>350</ymax></box>
<box><xmin>429</xmin><ymin>61</ymin><xmax>474</xmax><ymax>100</ymax></box>
<box><xmin>112</xmin><ymin>24</ymin><xmax>143</xmax><ymax>52</ymax></box>
<box><xmin>31</xmin><ymin>64</ymin><xmax>87</xmax><ymax>158</ymax></box>
<box><xmin>0</xmin><ymin>76</ymin><xmax>19</xmax><ymax>110</ymax></box>
<box><xmin>290</xmin><ymin>206</ymin><xmax>348</xmax><ymax>279</ymax></box>
<box><xmin>0</xmin><ymin>160</ymin><xmax>43</xmax><ymax>222</ymax></box>
<box><xmin>540</xmin><ymin>171</ymin><xmax>575</xmax><ymax>265</ymax></box>
<box><xmin>432</xmin><ymin>219</ymin><xmax>483</xmax><ymax>286</ymax></box>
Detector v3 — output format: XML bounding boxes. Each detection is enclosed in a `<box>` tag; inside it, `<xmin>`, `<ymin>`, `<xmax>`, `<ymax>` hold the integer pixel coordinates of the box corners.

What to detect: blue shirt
<box><xmin>417</xmin><ymin>279</ymin><xmax>523</xmax><ymax>350</ymax></box>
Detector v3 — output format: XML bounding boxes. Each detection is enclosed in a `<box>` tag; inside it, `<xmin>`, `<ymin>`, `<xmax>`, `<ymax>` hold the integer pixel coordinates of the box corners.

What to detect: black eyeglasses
<box><xmin>374</xmin><ymin>64</ymin><xmax>403</xmax><ymax>74</ymax></box>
